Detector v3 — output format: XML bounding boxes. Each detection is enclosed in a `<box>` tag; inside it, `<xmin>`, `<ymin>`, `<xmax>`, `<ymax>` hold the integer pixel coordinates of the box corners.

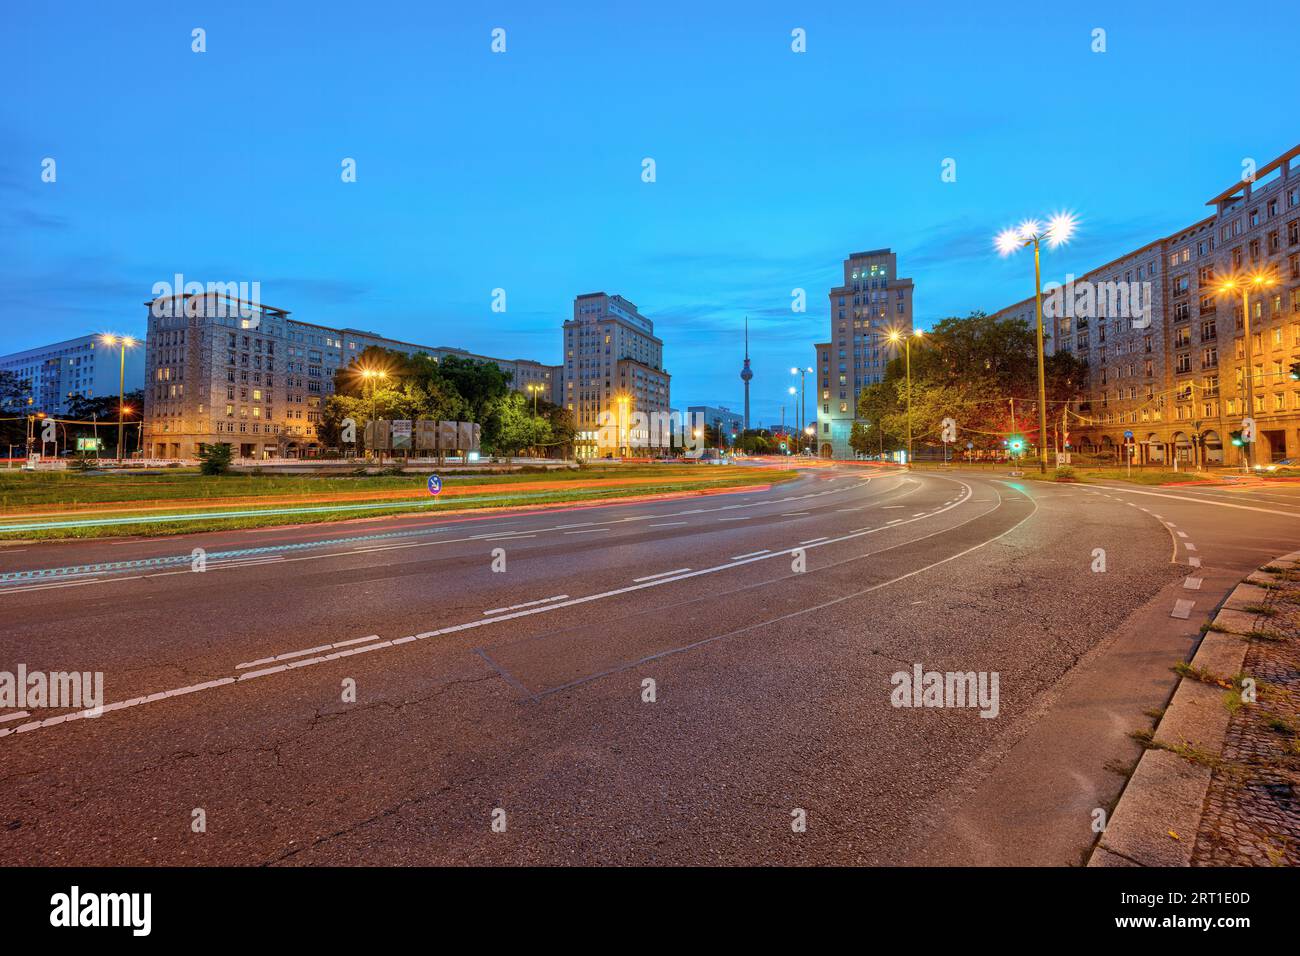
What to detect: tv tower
<box><xmin>740</xmin><ymin>316</ymin><xmax>753</xmax><ymax>430</ymax></box>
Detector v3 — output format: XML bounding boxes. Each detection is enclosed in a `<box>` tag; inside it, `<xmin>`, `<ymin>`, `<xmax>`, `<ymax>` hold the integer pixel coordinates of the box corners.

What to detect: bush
<box><xmin>198</xmin><ymin>443</ymin><xmax>234</xmax><ymax>476</ymax></box>
<box><xmin>1053</xmin><ymin>465</ymin><xmax>1076</xmax><ymax>481</ymax></box>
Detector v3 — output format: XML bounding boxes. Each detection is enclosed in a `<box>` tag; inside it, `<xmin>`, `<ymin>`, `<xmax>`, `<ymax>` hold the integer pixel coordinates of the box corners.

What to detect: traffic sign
<box><xmin>427</xmin><ymin>474</ymin><xmax>442</xmax><ymax>496</ymax></box>
<box><xmin>966</xmin><ymin>441</ymin><xmax>973</xmax><ymax>450</ymax></box>
<box><xmin>1123</xmin><ymin>429</ymin><xmax>1134</xmax><ymax>440</ymax></box>
<box><xmin>1241</xmin><ymin>416</ymin><xmax>1256</xmax><ymax>443</ymax></box>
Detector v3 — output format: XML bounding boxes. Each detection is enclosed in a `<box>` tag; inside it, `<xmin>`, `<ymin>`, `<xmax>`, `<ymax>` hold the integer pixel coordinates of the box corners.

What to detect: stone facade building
<box><xmin>992</xmin><ymin>143</ymin><xmax>1300</xmax><ymax>466</ymax></box>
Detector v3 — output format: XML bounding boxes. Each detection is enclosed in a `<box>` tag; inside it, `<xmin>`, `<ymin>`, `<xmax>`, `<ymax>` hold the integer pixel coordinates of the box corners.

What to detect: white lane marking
<box><xmin>237</xmin><ymin>634</ymin><xmax>382</xmax><ymax>669</ymax></box>
<box><xmin>731</xmin><ymin>549</ymin><xmax>770</xmax><ymax>559</ymax></box>
<box><xmin>1184</xmin><ymin>542</ymin><xmax>1198</xmax><ymax>552</ymax></box>
<box><xmin>912</xmin><ymin>513</ymin><xmax>926</xmax><ymax>517</ymax></box>
<box><xmin>882</xmin><ymin>506</ymin><xmax>904</xmax><ymax>509</ymax></box>
<box><xmin>1183</xmin><ymin>577</ymin><xmax>1203</xmax><ymax>590</ymax></box>
<box><xmin>887</xmin><ymin>519</ymin><xmax>903</xmax><ymax>525</ymax></box>
<box><xmin>1176</xmin><ymin>531</ymin><xmax>1189</xmax><ymax>539</ymax></box>
<box><xmin>1104</xmin><ymin>486</ymin><xmax>1300</xmax><ymax>519</ymax></box>
<box><xmin>563</xmin><ymin>528</ymin><xmax>609</xmax><ymax>535</ymax></box>
<box><xmin>6</xmin><ymin>476</ymin><xmax>980</xmax><ymax>739</ymax></box>
<box><xmin>0</xmin><ymin>711</ymin><xmax>30</xmax><ymax>724</ymax></box>
<box><xmin>1171</xmin><ymin>599</ymin><xmax>1195</xmax><ymax>620</ymax></box>
<box><xmin>554</xmin><ymin>522</ymin><xmax>594</xmax><ymax>529</ymax></box>
<box><xmin>649</xmin><ymin>522</ymin><xmax>688</xmax><ymax>528</ymax></box>
<box><xmin>483</xmin><ymin>594</ymin><xmax>569</xmax><ymax>616</ymax></box>
<box><xmin>800</xmin><ymin>537</ymin><xmax>828</xmax><ymax>545</ymax></box>
<box><xmin>0</xmin><ymin>577</ymin><xmax>102</xmax><ymax>594</ymax></box>
<box><xmin>781</xmin><ymin>512</ymin><xmax>810</xmax><ymax>516</ymax></box>
<box><xmin>1188</xmin><ymin>556</ymin><xmax>1202</xmax><ymax>567</ymax></box>
<box><xmin>717</xmin><ymin>516</ymin><xmax>751</xmax><ymax>522</ymax></box>
<box><xmin>633</xmin><ymin>568</ymin><xmax>692</xmax><ymax>583</ymax></box>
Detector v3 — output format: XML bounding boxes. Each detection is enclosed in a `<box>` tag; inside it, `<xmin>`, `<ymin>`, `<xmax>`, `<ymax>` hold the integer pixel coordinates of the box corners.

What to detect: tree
<box><xmin>489</xmin><ymin>392</ymin><xmax>551</xmax><ymax>456</ymax></box>
<box><xmin>198</xmin><ymin>442</ymin><xmax>233</xmax><ymax>475</ymax></box>
<box><xmin>857</xmin><ymin>311</ymin><xmax>1088</xmax><ymax>456</ymax></box>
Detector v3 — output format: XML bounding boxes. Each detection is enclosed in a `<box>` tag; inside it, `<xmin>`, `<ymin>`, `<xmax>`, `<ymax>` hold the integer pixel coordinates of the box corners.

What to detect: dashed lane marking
<box><xmin>633</xmin><ymin>568</ymin><xmax>692</xmax><ymax>583</ymax></box>
<box><xmin>483</xmin><ymin>594</ymin><xmax>569</xmax><ymax>616</ymax></box>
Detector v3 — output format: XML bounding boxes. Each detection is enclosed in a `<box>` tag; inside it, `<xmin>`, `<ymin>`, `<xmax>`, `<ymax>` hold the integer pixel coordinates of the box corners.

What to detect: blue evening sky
<box><xmin>3</xmin><ymin>1</ymin><xmax>1296</xmax><ymax>427</ymax></box>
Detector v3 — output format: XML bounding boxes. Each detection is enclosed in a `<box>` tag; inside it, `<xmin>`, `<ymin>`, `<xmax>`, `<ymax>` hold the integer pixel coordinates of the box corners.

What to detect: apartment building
<box><xmin>817</xmin><ymin>249</ymin><xmax>915</xmax><ymax>458</ymax></box>
<box><xmin>0</xmin><ymin>334</ymin><xmax>146</xmax><ymax>416</ymax></box>
<box><xmin>141</xmin><ymin>292</ymin><xmax>561</xmax><ymax>459</ymax></box>
<box><xmin>991</xmin><ymin>142</ymin><xmax>1300</xmax><ymax>465</ymax></box>
<box><xmin>562</xmin><ymin>292</ymin><xmax>671</xmax><ymax>458</ymax></box>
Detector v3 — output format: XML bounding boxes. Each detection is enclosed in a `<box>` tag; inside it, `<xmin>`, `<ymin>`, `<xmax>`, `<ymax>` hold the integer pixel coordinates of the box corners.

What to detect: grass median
<box><xmin>0</xmin><ymin>465</ymin><xmax>799</xmax><ymax>540</ymax></box>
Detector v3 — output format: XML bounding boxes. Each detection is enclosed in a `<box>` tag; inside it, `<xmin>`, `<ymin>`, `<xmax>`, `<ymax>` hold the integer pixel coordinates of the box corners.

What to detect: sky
<box><xmin>3</xmin><ymin>0</ymin><xmax>1297</xmax><ymax>428</ymax></box>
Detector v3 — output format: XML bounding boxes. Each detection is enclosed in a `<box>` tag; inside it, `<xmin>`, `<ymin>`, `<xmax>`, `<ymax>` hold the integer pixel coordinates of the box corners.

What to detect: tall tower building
<box><xmin>740</xmin><ymin>316</ymin><xmax>753</xmax><ymax>430</ymax></box>
<box><xmin>817</xmin><ymin>248</ymin><xmax>914</xmax><ymax>458</ymax></box>
<box><xmin>562</xmin><ymin>292</ymin><xmax>671</xmax><ymax>458</ymax></box>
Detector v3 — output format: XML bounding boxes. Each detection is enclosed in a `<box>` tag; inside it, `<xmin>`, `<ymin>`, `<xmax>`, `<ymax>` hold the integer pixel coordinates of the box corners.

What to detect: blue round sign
<box><xmin>427</xmin><ymin>474</ymin><xmax>442</xmax><ymax>496</ymax></box>
<box><xmin>1123</xmin><ymin>430</ymin><xmax>1134</xmax><ymax>440</ymax></box>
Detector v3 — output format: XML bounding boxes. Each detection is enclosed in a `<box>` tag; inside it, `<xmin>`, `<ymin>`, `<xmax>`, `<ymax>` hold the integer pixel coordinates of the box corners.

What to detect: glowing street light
<box><xmin>994</xmin><ymin>211</ymin><xmax>1077</xmax><ymax>473</ymax></box>
<box><xmin>1215</xmin><ymin>268</ymin><xmax>1279</xmax><ymax>470</ymax></box>
<box><xmin>100</xmin><ymin>334</ymin><xmax>138</xmax><ymax>464</ymax></box>
<box><xmin>887</xmin><ymin>328</ymin><xmax>924</xmax><ymax>465</ymax></box>
<box><xmin>790</xmin><ymin>365</ymin><xmax>813</xmax><ymax>450</ymax></box>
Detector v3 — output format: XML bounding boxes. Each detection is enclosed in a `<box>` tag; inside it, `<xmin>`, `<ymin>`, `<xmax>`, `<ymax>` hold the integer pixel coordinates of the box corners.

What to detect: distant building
<box><xmin>562</xmin><ymin>292</ymin><xmax>671</xmax><ymax>458</ymax></box>
<box><xmin>687</xmin><ymin>405</ymin><xmax>743</xmax><ymax>443</ymax></box>
<box><xmin>141</xmin><ymin>292</ymin><xmax>560</xmax><ymax>459</ymax></box>
<box><xmin>817</xmin><ymin>249</ymin><xmax>915</xmax><ymax>458</ymax></box>
<box><xmin>0</xmin><ymin>334</ymin><xmax>145</xmax><ymax>416</ymax></box>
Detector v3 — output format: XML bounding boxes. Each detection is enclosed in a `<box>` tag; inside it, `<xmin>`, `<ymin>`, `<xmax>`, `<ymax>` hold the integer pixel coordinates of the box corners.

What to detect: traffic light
<box><xmin>1289</xmin><ymin>360</ymin><xmax>1300</xmax><ymax>382</ymax></box>
<box><xmin>1230</xmin><ymin>430</ymin><xmax>1244</xmax><ymax>447</ymax></box>
<box><xmin>1008</xmin><ymin>435</ymin><xmax>1025</xmax><ymax>453</ymax></box>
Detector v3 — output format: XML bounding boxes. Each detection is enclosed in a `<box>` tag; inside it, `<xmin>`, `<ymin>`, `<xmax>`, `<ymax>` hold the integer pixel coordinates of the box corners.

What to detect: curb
<box><xmin>1088</xmin><ymin>548</ymin><xmax>1300</xmax><ymax>867</ymax></box>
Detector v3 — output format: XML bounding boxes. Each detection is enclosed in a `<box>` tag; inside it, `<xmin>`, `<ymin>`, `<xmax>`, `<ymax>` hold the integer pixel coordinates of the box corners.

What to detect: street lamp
<box><xmin>790</xmin><ymin>365</ymin><xmax>813</xmax><ymax>450</ymax></box>
<box><xmin>100</xmin><ymin>334</ymin><xmax>138</xmax><ymax>464</ymax></box>
<box><xmin>787</xmin><ymin>386</ymin><xmax>798</xmax><ymax>446</ymax></box>
<box><xmin>995</xmin><ymin>212</ymin><xmax>1077</xmax><ymax>473</ymax></box>
<box><xmin>358</xmin><ymin>367</ymin><xmax>390</xmax><ymax>460</ymax></box>
<box><xmin>526</xmin><ymin>382</ymin><xmax>545</xmax><ymax>415</ymax></box>
<box><xmin>887</xmin><ymin>328</ymin><xmax>924</xmax><ymax>466</ymax></box>
<box><xmin>1215</xmin><ymin>268</ymin><xmax>1278</xmax><ymax>471</ymax></box>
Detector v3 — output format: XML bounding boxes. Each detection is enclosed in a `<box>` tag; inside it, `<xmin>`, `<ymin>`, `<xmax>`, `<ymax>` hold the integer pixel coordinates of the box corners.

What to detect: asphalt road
<box><xmin>1</xmin><ymin>464</ymin><xmax>1296</xmax><ymax>865</ymax></box>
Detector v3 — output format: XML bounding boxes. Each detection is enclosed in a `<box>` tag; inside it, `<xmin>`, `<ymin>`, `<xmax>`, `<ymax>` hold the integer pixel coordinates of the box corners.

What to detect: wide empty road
<box><xmin>1</xmin><ymin>464</ymin><xmax>1294</xmax><ymax>864</ymax></box>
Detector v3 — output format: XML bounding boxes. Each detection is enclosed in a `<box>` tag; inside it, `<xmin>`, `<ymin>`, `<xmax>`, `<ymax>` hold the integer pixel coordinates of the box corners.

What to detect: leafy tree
<box><xmin>856</xmin><ymin>311</ymin><xmax>1087</xmax><ymax>455</ymax></box>
<box><xmin>198</xmin><ymin>442</ymin><xmax>233</xmax><ymax>475</ymax></box>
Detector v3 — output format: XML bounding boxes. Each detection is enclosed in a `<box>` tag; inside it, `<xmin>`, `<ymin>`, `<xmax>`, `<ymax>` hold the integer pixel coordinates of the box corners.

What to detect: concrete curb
<box><xmin>1088</xmin><ymin>549</ymin><xmax>1300</xmax><ymax>867</ymax></box>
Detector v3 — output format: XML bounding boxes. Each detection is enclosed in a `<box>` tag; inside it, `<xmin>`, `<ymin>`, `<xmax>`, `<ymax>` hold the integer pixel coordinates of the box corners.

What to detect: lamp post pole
<box><xmin>995</xmin><ymin>214</ymin><xmax>1077</xmax><ymax>474</ymax></box>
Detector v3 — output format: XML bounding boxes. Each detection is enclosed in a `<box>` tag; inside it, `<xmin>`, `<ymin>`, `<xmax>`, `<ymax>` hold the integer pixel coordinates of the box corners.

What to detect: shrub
<box><xmin>198</xmin><ymin>443</ymin><xmax>234</xmax><ymax>476</ymax></box>
<box><xmin>1053</xmin><ymin>465</ymin><xmax>1076</xmax><ymax>481</ymax></box>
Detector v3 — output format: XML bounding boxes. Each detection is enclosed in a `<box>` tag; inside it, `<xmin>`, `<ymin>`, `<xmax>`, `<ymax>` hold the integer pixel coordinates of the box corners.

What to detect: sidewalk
<box><xmin>1091</xmin><ymin>550</ymin><xmax>1300</xmax><ymax>867</ymax></box>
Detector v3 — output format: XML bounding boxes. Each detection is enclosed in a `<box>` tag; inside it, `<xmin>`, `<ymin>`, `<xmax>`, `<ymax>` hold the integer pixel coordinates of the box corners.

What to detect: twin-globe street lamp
<box><xmin>995</xmin><ymin>213</ymin><xmax>1078</xmax><ymax>474</ymax></box>
<box><xmin>99</xmin><ymin>334</ymin><xmax>138</xmax><ymax>463</ymax></box>
<box><xmin>886</xmin><ymin>328</ymin><xmax>924</xmax><ymax>465</ymax></box>
<box><xmin>1214</xmin><ymin>269</ymin><xmax>1279</xmax><ymax>471</ymax></box>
